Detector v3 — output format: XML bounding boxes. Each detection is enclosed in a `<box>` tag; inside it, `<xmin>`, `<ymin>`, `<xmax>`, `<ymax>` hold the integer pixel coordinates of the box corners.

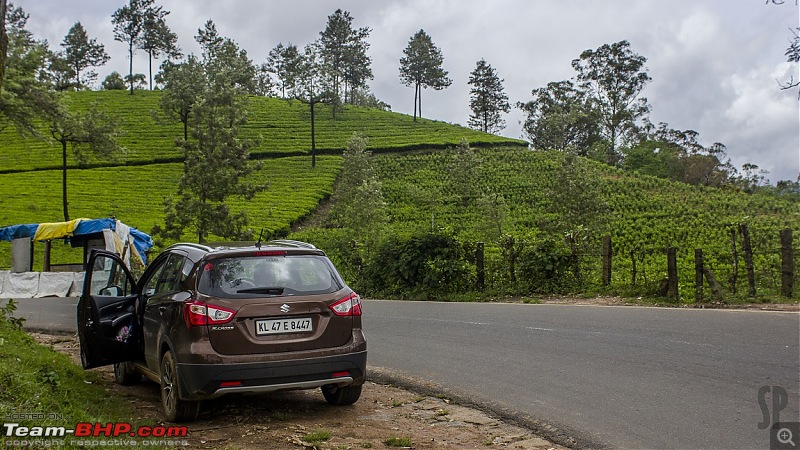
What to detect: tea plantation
<box><xmin>0</xmin><ymin>91</ymin><xmax>797</xmax><ymax>303</ymax></box>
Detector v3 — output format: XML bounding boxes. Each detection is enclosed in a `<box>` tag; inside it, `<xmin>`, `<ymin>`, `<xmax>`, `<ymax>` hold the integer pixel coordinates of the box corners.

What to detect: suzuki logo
<box><xmin>280</xmin><ymin>304</ymin><xmax>290</xmax><ymax>313</ymax></box>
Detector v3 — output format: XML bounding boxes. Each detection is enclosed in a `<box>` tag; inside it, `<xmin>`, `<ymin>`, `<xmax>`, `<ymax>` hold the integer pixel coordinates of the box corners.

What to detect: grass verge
<box><xmin>0</xmin><ymin>300</ymin><xmax>171</xmax><ymax>449</ymax></box>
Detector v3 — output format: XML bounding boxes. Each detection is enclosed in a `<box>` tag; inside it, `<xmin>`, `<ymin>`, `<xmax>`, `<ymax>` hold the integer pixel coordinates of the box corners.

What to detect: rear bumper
<box><xmin>176</xmin><ymin>350</ymin><xmax>367</xmax><ymax>400</ymax></box>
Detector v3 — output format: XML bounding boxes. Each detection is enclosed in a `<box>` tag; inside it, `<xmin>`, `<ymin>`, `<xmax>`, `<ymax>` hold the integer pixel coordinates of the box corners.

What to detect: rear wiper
<box><xmin>236</xmin><ymin>287</ymin><xmax>285</xmax><ymax>295</ymax></box>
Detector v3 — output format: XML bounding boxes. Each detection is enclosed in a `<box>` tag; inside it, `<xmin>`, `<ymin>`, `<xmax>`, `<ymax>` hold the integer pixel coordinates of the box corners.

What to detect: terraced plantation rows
<box><xmin>0</xmin><ymin>91</ymin><xmax>524</xmax><ymax>173</ymax></box>
<box><xmin>0</xmin><ymin>156</ymin><xmax>341</xmax><ymax>269</ymax></box>
<box><xmin>360</xmin><ymin>148</ymin><xmax>798</xmax><ymax>301</ymax></box>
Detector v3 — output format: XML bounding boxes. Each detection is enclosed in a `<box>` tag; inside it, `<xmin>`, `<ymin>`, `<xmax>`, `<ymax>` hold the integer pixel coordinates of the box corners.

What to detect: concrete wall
<box><xmin>0</xmin><ymin>271</ymin><xmax>85</xmax><ymax>298</ymax></box>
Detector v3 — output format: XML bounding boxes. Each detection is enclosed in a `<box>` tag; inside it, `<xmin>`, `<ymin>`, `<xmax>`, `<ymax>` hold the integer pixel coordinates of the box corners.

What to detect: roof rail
<box><xmin>168</xmin><ymin>242</ymin><xmax>214</xmax><ymax>252</ymax></box>
<box><xmin>267</xmin><ymin>239</ymin><xmax>317</xmax><ymax>249</ymax></box>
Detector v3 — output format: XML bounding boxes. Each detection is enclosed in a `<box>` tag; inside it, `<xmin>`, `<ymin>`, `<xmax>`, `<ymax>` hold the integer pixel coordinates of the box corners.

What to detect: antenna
<box><xmin>255</xmin><ymin>228</ymin><xmax>264</xmax><ymax>249</ymax></box>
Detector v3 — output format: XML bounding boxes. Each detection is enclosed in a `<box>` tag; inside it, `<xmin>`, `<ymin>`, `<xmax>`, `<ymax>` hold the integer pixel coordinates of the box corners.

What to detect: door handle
<box><xmin>159</xmin><ymin>306</ymin><xmax>167</xmax><ymax>313</ymax></box>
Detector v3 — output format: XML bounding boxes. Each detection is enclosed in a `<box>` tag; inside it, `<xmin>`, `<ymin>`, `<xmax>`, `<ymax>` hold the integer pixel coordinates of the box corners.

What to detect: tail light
<box><xmin>183</xmin><ymin>301</ymin><xmax>236</xmax><ymax>327</ymax></box>
<box><xmin>330</xmin><ymin>292</ymin><xmax>362</xmax><ymax>317</ymax></box>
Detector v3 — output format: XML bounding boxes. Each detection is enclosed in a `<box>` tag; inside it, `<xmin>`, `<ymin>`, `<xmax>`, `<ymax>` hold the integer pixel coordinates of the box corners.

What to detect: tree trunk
<box><xmin>729</xmin><ymin>227</ymin><xmax>738</xmax><ymax>294</ymax></box>
<box><xmin>418</xmin><ymin>83</ymin><xmax>422</xmax><ymax>119</ymax></box>
<box><xmin>310</xmin><ymin>96</ymin><xmax>316</xmax><ymax>169</ymax></box>
<box><xmin>128</xmin><ymin>42</ymin><xmax>134</xmax><ymax>95</ymax></box>
<box><xmin>413</xmin><ymin>82</ymin><xmax>418</xmax><ymax>122</ymax></box>
<box><xmin>630</xmin><ymin>250</ymin><xmax>637</xmax><ymax>287</ymax></box>
<box><xmin>476</xmin><ymin>242</ymin><xmax>485</xmax><ymax>291</ymax></box>
<box><xmin>738</xmin><ymin>223</ymin><xmax>755</xmax><ymax>297</ymax></box>
<box><xmin>61</xmin><ymin>140</ymin><xmax>70</xmax><ymax>222</ymax></box>
<box><xmin>781</xmin><ymin>228</ymin><xmax>794</xmax><ymax>298</ymax></box>
<box><xmin>694</xmin><ymin>249</ymin><xmax>704</xmax><ymax>302</ymax></box>
<box><xmin>601</xmin><ymin>235</ymin><xmax>612</xmax><ymax>285</ymax></box>
<box><xmin>666</xmin><ymin>247</ymin><xmax>678</xmax><ymax>300</ymax></box>
<box><xmin>0</xmin><ymin>0</ymin><xmax>7</xmax><ymax>94</ymax></box>
<box><xmin>148</xmin><ymin>50</ymin><xmax>153</xmax><ymax>90</ymax></box>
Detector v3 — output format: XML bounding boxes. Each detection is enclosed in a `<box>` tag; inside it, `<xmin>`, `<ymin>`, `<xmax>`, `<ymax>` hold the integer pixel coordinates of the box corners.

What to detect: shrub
<box><xmin>365</xmin><ymin>231</ymin><xmax>472</xmax><ymax>298</ymax></box>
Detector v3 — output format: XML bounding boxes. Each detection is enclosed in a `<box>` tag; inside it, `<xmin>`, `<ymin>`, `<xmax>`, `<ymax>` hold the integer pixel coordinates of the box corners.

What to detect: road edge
<box><xmin>367</xmin><ymin>365</ymin><xmax>606</xmax><ymax>450</ymax></box>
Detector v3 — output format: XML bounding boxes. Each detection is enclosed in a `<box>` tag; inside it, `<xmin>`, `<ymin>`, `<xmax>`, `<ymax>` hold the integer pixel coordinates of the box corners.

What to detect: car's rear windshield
<box><xmin>198</xmin><ymin>254</ymin><xmax>344</xmax><ymax>298</ymax></box>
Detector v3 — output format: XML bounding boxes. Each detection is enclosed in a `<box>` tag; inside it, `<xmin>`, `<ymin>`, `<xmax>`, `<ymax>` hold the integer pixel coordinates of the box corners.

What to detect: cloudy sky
<box><xmin>14</xmin><ymin>0</ymin><xmax>800</xmax><ymax>182</ymax></box>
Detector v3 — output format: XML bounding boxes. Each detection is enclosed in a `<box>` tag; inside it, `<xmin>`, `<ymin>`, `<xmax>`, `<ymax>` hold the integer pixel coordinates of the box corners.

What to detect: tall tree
<box><xmin>46</xmin><ymin>51</ymin><xmax>75</xmax><ymax>91</ymax></box>
<box><xmin>49</xmin><ymin>102</ymin><xmax>123</xmax><ymax>221</ymax></box>
<box><xmin>195</xmin><ymin>20</ymin><xmax>256</xmax><ymax>94</ymax></box>
<box><xmin>292</xmin><ymin>42</ymin><xmax>332</xmax><ymax>168</ymax></box>
<box><xmin>157</xmin><ymin>25</ymin><xmax>264</xmax><ymax>243</ymax></box>
<box><xmin>0</xmin><ymin>0</ymin><xmax>8</xmax><ymax>93</ymax></box>
<box><xmin>61</xmin><ymin>22</ymin><xmax>109</xmax><ymax>90</ymax></box>
<box><xmin>399</xmin><ymin>29</ymin><xmax>451</xmax><ymax>121</ymax></box>
<box><xmin>266</xmin><ymin>42</ymin><xmax>302</xmax><ymax>98</ymax></box>
<box><xmin>0</xmin><ymin>3</ymin><xmax>59</xmax><ymax>135</ymax></box>
<box><xmin>319</xmin><ymin>9</ymin><xmax>372</xmax><ymax>116</ymax></box>
<box><xmin>139</xmin><ymin>4</ymin><xmax>180</xmax><ymax>90</ymax></box>
<box><xmin>156</xmin><ymin>55</ymin><xmax>202</xmax><ymax>141</ymax></box>
<box><xmin>517</xmin><ymin>80</ymin><xmax>602</xmax><ymax>156</ymax></box>
<box><xmin>467</xmin><ymin>59</ymin><xmax>509</xmax><ymax>134</ymax></box>
<box><xmin>571</xmin><ymin>40</ymin><xmax>651</xmax><ymax>166</ymax></box>
<box><xmin>547</xmin><ymin>155</ymin><xmax>612</xmax><ymax>285</ymax></box>
<box><xmin>329</xmin><ymin>133</ymin><xmax>386</xmax><ymax>248</ymax></box>
<box><xmin>111</xmin><ymin>0</ymin><xmax>153</xmax><ymax>94</ymax></box>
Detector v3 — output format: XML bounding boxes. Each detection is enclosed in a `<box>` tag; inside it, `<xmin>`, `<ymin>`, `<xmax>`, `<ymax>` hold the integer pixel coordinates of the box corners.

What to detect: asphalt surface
<box><xmin>363</xmin><ymin>300</ymin><xmax>800</xmax><ymax>449</ymax></box>
<box><xmin>6</xmin><ymin>297</ymin><xmax>800</xmax><ymax>449</ymax></box>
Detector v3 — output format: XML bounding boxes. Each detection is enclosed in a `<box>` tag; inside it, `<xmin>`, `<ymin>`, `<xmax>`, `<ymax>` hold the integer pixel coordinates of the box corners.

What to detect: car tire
<box><xmin>113</xmin><ymin>361</ymin><xmax>141</xmax><ymax>386</ymax></box>
<box><xmin>160</xmin><ymin>350</ymin><xmax>199</xmax><ymax>422</ymax></box>
<box><xmin>321</xmin><ymin>384</ymin><xmax>362</xmax><ymax>406</ymax></box>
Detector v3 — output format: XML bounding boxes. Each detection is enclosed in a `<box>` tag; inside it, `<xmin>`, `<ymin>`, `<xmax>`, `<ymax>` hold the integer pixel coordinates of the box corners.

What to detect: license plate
<box><xmin>255</xmin><ymin>317</ymin><xmax>313</xmax><ymax>335</ymax></box>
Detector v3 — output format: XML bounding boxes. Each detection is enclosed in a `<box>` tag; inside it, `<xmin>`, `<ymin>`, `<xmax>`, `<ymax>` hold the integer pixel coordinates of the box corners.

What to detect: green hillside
<box><xmin>292</xmin><ymin>148</ymin><xmax>800</xmax><ymax>302</ymax></box>
<box><xmin>0</xmin><ymin>156</ymin><xmax>341</xmax><ymax>268</ymax></box>
<box><xmin>0</xmin><ymin>91</ymin><xmax>525</xmax><ymax>173</ymax></box>
<box><xmin>1</xmin><ymin>91</ymin><xmax>796</xmax><ymax>304</ymax></box>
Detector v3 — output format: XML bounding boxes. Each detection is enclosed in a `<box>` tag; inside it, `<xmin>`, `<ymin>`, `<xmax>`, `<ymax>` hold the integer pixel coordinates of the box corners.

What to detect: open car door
<box><xmin>77</xmin><ymin>250</ymin><xmax>141</xmax><ymax>369</ymax></box>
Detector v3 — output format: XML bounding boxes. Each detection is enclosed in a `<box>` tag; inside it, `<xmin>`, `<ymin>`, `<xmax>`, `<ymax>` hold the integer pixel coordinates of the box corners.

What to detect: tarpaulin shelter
<box><xmin>0</xmin><ymin>218</ymin><xmax>153</xmax><ymax>271</ymax></box>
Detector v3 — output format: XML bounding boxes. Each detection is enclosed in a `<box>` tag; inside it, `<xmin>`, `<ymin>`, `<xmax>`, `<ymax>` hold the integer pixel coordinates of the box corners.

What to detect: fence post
<box><xmin>738</xmin><ymin>223</ymin><xmax>756</xmax><ymax>297</ymax></box>
<box><xmin>667</xmin><ymin>247</ymin><xmax>679</xmax><ymax>300</ymax></box>
<box><xmin>476</xmin><ymin>242</ymin><xmax>485</xmax><ymax>291</ymax></box>
<box><xmin>729</xmin><ymin>228</ymin><xmax>738</xmax><ymax>294</ymax></box>
<box><xmin>781</xmin><ymin>229</ymin><xmax>794</xmax><ymax>298</ymax></box>
<box><xmin>694</xmin><ymin>249</ymin><xmax>703</xmax><ymax>302</ymax></box>
<box><xmin>601</xmin><ymin>236</ymin><xmax>612</xmax><ymax>286</ymax></box>
<box><xmin>43</xmin><ymin>240</ymin><xmax>51</xmax><ymax>272</ymax></box>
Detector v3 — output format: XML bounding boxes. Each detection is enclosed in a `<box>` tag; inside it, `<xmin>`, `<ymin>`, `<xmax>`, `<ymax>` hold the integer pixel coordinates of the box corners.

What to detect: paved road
<box><xmin>8</xmin><ymin>297</ymin><xmax>799</xmax><ymax>448</ymax></box>
<box><xmin>364</xmin><ymin>301</ymin><xmax>800</xmax><ymax>449</ymax></box>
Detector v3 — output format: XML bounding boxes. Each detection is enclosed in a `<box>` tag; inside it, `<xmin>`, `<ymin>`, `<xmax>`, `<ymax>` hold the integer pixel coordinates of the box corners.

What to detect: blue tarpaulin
<box><xmin>0</xmin><ymin>218</ymin><xmax>153</xmax><ymax>264</ymax></box>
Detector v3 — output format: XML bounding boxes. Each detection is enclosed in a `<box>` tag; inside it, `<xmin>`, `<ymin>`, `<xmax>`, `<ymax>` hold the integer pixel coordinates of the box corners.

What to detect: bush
<box><xmin>364</xmin><ymin>231</ymin><xmax>472</xmax><ymax>298</ymax></box>
<box><xmin>516</xmin><ymin>237</ymin><xmax>573</xmax><ymax>293</ymax></box>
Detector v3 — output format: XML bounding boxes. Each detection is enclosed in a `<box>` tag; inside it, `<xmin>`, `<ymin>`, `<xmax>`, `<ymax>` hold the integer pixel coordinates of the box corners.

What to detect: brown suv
<box><xmin>77</xmin><ymin>240</ymin><xmax>366</xmax><ymax>422</ymax></box>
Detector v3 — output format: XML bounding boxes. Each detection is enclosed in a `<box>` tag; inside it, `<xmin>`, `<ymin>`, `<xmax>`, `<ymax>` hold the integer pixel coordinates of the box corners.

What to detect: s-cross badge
<box><xmin>280</xmin><ymin>304</ymin><xmax>290</xmax><ymax>313</ymax></box>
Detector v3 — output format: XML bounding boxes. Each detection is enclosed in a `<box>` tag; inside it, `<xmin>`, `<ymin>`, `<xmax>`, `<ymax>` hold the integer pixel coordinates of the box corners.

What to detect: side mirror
<box><xmin>99</xmin><ymin>285</ymin><xmax>123</xmax><ymax>296</ymax></box>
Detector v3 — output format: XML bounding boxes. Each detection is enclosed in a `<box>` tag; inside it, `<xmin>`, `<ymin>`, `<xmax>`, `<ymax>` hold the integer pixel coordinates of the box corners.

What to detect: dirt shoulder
<box><xmin>32</xmin><ymin>333</ymin><xmax>561</xmax><ymax>450</ymax></box>
<box><xmin>533</xmin><ymin>295</ymin><xmax>800</xmax><ymax>311</ymax></box>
